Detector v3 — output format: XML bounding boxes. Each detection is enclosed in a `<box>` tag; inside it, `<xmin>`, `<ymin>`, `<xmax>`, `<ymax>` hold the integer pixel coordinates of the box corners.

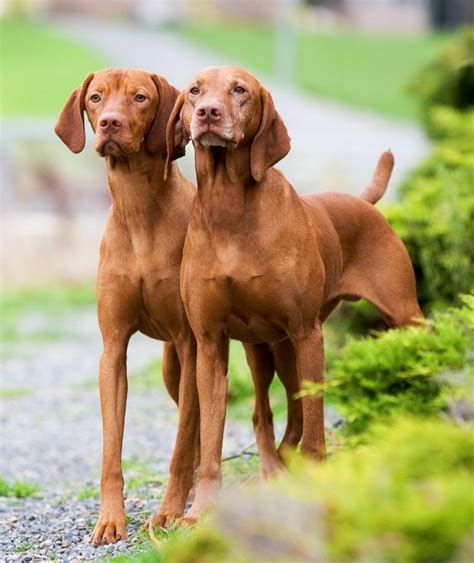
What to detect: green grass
<box><xmin>122</xmin><ymin>459</ymin><xmax>165</xmax><ymax>492</ymax></box>
<box><xmin>14</xmin><ymin>542</ymin><xmax>35</xmax><ymax>553</ymax></box>
<box><xmin>0</xmin><ymin>476</ymin><xmax>39</xmax><ymax>498</ymax></box>
<box><xmin>0</xmin><ymin>386</ymin><xmax>32</xmax><ymax>400</ymax></box>
<box><xmin>1</xmin><ymin>284</ymin><xmax>96</xmax><ymax>318</ymax></box>
<box><xmin>222</xmin><ymin>455</ymin><xmax>260</xmax><ymax>487</ymax></box>
<box><xmin>76</xmin><ymin>485</ymin><xmax>100</xmax><ymax>500</ymax></box>
<box><xmin>0</xmin><ymin>17</ymin><xmax>108</xmax><ymax>116</ymax></box>
<box><xmin>0</xmin><ymin>284</ymin><xmax>96</xmax><ymax>346</ymax></box>
<box><xmin>129</xmin><ymin>359</ymin><xmax>164</xmax><ymax>391</ymax></box>
<box><xmin>180</xmin><ymin>21</ymin><xmax>449</xmax><ymax>120</ymax></box>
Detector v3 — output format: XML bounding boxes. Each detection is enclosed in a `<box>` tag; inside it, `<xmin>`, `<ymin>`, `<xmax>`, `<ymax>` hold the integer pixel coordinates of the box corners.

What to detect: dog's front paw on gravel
<box><xmin>91</xmin><ymin>512</ymin><xmax>127</xmax><ymax>546</ymax></box>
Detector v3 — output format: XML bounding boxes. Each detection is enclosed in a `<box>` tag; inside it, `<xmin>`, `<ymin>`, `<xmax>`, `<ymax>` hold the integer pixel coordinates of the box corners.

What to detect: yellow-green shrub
<box><xmin>323</xmin><ymin>297</ymin><xmax>473</xmax><ymax>436</ymax></box>
<box><xmin>384</xmin><ymin>107</ymin><xmax>474</xmax><ymax>310</ymax></box>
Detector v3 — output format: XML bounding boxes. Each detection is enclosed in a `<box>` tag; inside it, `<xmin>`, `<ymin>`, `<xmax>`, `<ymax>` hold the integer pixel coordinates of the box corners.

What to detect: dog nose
<box><xmin>99</xmin><ymin>112</ymin><xmax>123</xmax><ymax>131</ymax></box>
<box><xmin>196</xmin><ymin>104</ymin><xmax>222</xmax><ymax>123</ymax></box>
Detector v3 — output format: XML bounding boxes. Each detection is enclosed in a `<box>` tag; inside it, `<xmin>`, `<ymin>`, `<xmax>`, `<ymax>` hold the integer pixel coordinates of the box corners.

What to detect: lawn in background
<box><xmin>0</xmin><ymin>285</ymin><xmax>96</xmax><ymax>347</ymax></box>
<box><xmin>0</xmin><ymin>18</ymin><xmax>107</xmax><ymax>116</ymax></box>
<box><xmin>180</xmin><ymin>21</ymin><xmax>448</xmax><ymax>121</ymax></box>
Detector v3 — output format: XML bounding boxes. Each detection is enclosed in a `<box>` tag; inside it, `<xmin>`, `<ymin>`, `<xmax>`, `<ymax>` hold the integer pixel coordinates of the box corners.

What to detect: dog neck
<box><xmin>193</xmin><ymin>144</ymin><xmax>254</xmax><ymax>227</ymax></box>
<box><xmin>105</xmin><ymin>147</ymin><xmax>176</xmax><ymax>227</ymax></box>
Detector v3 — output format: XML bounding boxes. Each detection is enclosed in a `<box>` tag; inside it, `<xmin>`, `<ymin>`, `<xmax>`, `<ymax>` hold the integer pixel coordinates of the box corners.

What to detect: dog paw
<box><xmin>91</xmin><ymin>511</ymin><xmax>127</xmax><ymax>546</ymax></box>
<box><xmin>181</xmin><ymin>512</ymin><xmax>198</xmax><ymax>526</ymax></box>
<box><xmin>146</xmin><ymin>510</ymin><xmax>182</xmax><ymax>530</ymax></box>
<box><xmin>259</xmin><ymin>455</ymin><xmax>286</xmax><ymax>479</ymax></box>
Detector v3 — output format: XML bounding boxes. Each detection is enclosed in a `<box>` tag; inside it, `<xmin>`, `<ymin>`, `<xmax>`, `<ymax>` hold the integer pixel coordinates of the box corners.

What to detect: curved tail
<box><xmin>359</xmin><ymin>150</ymin><xmax>394</xmax><ymax>205</ymax></box>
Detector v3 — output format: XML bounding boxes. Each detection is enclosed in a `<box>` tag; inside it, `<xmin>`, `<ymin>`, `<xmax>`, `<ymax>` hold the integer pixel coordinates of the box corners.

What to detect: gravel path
<box><xmin>50</xmin><ymin>15</ymin><xmax>429</xmax><ymax>197</ymax></box>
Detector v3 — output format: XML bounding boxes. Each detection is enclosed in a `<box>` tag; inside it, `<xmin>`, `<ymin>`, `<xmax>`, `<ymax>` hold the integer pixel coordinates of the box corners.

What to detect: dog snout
<box><xmin>196</xmin><ymin>103</ymin><xmax>223</xmax><ymax>124</ymax></box>
<box><xmin>99</xmin><ymin>112</ymin><xmax>123</xmax><ymax>132</ymax></box>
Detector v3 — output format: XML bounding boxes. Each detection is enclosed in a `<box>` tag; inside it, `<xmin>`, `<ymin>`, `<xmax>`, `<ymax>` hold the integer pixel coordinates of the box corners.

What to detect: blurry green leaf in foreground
<box><xmin>160</xmin><ymin>417</ymin><xmax>474</xmax><ymax>563</ymax></box>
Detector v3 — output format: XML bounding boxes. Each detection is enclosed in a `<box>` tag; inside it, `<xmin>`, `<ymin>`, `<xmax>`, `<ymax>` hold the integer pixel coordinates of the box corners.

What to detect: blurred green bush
<box><xmin>379</xmin><ymin>30</ymin><xmax>474</xmax><ymax>313</ymax></box>
<box><xmin>408</xmin><ymin>27</ymin><xmax>474</xmax><ymax>138</ymax></box>
<box><xmin>159</xmin><ymin>417</ymin><xmax>474</xmax><ymax>563</ymax></box>
<box><xmin>384</xmin><ymin>107</ymin><xmax>474</xmax><ymax>310</ymax></box>
<box><xmin>320</xmin><ymin>296</ymin><xmax>473</xmax><ymax>437</ymax></box>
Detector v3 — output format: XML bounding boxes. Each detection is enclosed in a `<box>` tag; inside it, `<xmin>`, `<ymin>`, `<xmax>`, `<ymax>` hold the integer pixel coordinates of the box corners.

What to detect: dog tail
<box><xmin>359</xmin><ymin>150</ymin><xmax>394</xmax><ymax>205</ymax></box>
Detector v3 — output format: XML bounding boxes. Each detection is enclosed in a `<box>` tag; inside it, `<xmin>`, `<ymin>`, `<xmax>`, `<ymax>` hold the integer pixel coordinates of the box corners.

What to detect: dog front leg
<box><xmin>92</xmin><ymin>338</ymin><xmax>129</xmax><ymax>546</ymax></box>
<box><xmin>184</xmin><ymin>335</ymin><xmax>229</xmax><ymax>523</ymax></box>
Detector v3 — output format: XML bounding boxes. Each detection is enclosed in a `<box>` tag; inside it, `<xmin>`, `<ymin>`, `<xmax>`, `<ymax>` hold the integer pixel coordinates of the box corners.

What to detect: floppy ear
<box><xmin>250</xmin><ymin>88</ymin><xmax>291</xmax><ymax>183</ymax></box>
<box><xmin>54</xmin><ymin>73</ymin><xmax>95</xmax><ymax>153</ymax></box>
<box><xmin>164</xmin><ymin>92</ymin><xmax>190</xmax><ymax>180</ymax></box>
<box><xmin>146</xmin><ymin>74</ymin><xmax>186</xmax><ymax>161</ymax></box>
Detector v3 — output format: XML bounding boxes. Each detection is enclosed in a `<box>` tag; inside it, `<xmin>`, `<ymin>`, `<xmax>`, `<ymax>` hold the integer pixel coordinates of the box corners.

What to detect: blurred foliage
<box><xmin>0</xmin><ymin>18</ymin><xmax>107</xmax><ymax>116</ymax></box>
<box><xmin>131</xmin><ymin>417</ymin><xmax>474</xmax><ymax>563</ymax></box>
<box><xmin>181</xmin><ymin>22</ymin><xmax>447</xmax><ymax>120</ymax></box>
<box><xmin>0</xmin><ymin>285</ymin><xmax>96</xmax><ymax>318</ymax></box>
<box><xmin>408</xmin><ymin>27</ymin><xmax>474</xmax><ymax>138</ymax></box>
<box><xmin>0</xmin><ymin>386</ymin><xmax>32</xmax><ymax>399</ymax></box>
<box><xmin>316</xmin><ymin>296</ymin><xmax>473</xmax><ymax>436</ymax></box>
<box><xmin>0</xmin><ymin>285</ymin><xmax>96</xmax><ymax>348</ymax></box>
<box><xmin>128</xmin><ymin>358</ymin><xmax>164</xmax><ymax>391</ymax></box>
<box><xmin>384</xmin><ymin>113</ymin><xmax>474</xmax><ymax>309</ymax></box>
<box><xmin>226</xmin><ymin>341</ymin><xmax>253</xmax><ymax>403</ymax></box>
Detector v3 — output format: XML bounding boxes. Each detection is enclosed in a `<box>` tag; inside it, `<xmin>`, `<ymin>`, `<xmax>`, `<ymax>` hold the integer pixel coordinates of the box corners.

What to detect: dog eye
<box><xmin>90</xmin><ymin>94</ymin><xmax>101</xmax><ymax>103</ymax></box>
<box><xmin>234</xmin><ymin>86</ymin><xmax>246</xmax><ymax>94</ymax></box>
<box><xmin>190</xmin><ymin>87</ymin><xmax>200</xmax><ymax>95</ymax></box>
<box><xmin>134</xmin><ymin>93</ymin><xmax>147</xmax><ymax>102</ymax></box>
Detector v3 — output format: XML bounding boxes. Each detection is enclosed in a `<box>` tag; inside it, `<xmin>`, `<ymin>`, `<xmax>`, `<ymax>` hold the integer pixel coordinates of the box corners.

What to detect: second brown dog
<box><xmin>166</xmin><ymin>66</ymin><xmax>424</xmax><ymax>521</ymax></box>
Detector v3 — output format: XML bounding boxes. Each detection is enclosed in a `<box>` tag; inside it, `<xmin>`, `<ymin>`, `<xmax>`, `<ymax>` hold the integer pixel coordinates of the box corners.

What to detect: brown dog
<box><xmin>166</xmin><ymin>66</ymin><xmax>423</xmax><ymax>521</ymax></box>
<box><xmin>55</xmin><ymin>68</ymin><xmax>203</xmax><ymax>544</ymax></box>
<box><xmin>55</xmin><ymin>68</ymin><xmax>303</xmax><ymax>542</ymax></box>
